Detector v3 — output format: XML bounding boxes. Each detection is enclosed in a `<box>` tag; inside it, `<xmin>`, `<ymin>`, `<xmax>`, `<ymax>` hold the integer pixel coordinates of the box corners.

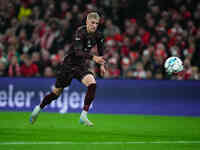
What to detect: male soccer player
<box><xmin>30</xmin><ymin>12</ymin><xmax>106</xmax><ymax>126</ymax></box>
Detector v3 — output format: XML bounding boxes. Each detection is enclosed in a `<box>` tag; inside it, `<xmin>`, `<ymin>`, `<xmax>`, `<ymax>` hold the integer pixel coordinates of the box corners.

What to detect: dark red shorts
<box><xmin>55</xmin><ymin>64</ymin><xmax>94</xmax><ymax>88</ymax></box>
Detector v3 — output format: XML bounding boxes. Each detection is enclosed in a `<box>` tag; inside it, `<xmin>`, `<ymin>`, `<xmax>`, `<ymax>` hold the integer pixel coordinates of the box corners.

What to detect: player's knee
<box><xmin>87</xmin><ymin>76</ymin><xmax>96</xmax><ymax>86</ymax></box>
<box><xmin>82</xmin><ymin>74</ymin><xmax>96</xmax><ymax>87</ymax></box>
<box><xmin>52</xmin><ymin>88</ymin><xmax>63</xmax><ymax>97</ymax></box>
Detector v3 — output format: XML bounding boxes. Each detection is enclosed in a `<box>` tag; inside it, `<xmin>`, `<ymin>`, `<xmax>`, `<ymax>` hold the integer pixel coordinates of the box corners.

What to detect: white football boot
<box><xmin>80</xmin><ymin>111</ymin><xmax>94</xmax><ymax>126</ymax></box>
<box><xmin>30</xmin><ymin>105</ymin><xmax>41</xmax><ymax>124</ymax></box>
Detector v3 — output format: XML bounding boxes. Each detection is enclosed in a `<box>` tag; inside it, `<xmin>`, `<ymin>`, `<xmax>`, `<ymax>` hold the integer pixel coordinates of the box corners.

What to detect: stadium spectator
<box><xmin>20</xmin><ymin>54</ymin><xmax>39</xmax><ymax>77</ymax></box>
<box><xmin>0</xmin><ymin>0</ymin><xmax>199</xmax><ymax>80</ymax></box>
<box><xmin>43</xmin><ymin>66</ymin><xmax>54</xmax><ymax>77</ymax></box>
<box><xmin>0</xmin><ymin>61</ymin><xmax>7</xmax><ymax>76</ymax></box>
<box><xmin>103</xmin><ymin>18</ymin><xmax>120</xmax><ymax>37</ymax></box>
<box><xmin>8</xmin><ymin>56</ymin><xmax>21</xmax><ymax>77</ymax></box>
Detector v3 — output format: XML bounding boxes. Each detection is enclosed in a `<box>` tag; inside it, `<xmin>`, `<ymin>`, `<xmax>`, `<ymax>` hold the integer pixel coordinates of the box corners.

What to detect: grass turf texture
<box><xmin>0</xmin><ymin>112</ymin><xmax>200</xmax><ymax>150</ymax></box>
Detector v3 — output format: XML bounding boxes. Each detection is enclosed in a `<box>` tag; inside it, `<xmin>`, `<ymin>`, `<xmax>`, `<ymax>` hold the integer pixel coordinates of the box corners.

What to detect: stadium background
<box><xmin>0</xmin><ymin>0</ymin><xmax>200</xmax><ymax>80</ymax></box>
<box><xmin>0</xmin><ymin>0</ymin><xmax>200</xmax><ymax>150</ymax></box>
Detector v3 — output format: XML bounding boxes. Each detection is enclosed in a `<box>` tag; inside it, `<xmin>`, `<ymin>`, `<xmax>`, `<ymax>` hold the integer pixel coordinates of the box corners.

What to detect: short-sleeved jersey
<box><xmin>63</xmin><ymin>25</ymin><xmax>104</xmax><ymax>68</ymax></box>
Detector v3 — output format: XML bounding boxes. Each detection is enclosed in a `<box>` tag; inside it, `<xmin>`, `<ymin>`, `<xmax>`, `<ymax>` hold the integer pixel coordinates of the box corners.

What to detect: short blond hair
<box><xmin>87</xmin><ymin>12</ymin><xmax>100</xmax><ymax>21</ymax></box>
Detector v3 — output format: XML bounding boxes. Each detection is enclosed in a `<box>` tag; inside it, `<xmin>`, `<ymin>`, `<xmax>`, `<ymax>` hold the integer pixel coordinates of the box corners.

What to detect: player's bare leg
<box><xmin>80</xmin><ymin>74</ymin><xmax>96</xmax><ymax>126</ymax></box>
<box><xmin>30</xmin><ymin>88</ymin><xmax>62</xmax><ymax>124</ymax></box>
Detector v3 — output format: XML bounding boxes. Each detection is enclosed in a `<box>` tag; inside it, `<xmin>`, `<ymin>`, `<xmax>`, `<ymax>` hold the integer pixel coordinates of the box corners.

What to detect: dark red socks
<box><xmin>40</xmin><ymin>92</ymin><xmax>59</xmax><ymax>109</ymax></box>
<box><xmin>83</xmin><ymin>84</ymin><xmax>96</xmax><ymax>111</ymax></box>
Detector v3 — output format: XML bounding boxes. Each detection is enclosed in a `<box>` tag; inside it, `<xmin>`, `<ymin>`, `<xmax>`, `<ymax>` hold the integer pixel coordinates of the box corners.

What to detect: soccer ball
<box><xmin>164</xmin><ymin>57</ymin><xmax>184</xmax><ymax>74</ymax></box>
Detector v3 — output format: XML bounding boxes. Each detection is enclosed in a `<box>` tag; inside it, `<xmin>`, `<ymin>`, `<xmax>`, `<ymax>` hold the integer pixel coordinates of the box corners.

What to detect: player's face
<box><xmin>86</xmin><ymin>18</ymin><xmax>99</xmax><ymax>33</ymax></box>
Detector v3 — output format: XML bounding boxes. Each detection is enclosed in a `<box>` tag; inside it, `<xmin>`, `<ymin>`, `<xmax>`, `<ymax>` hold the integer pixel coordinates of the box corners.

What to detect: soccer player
<box><xmin>30</xmin><ymin>12</ymin><xmax>106</xmax><ymax>126</ymax></box>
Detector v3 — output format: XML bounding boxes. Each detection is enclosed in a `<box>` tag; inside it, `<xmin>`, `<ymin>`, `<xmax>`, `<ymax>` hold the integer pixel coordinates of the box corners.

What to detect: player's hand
<box><xmin>100</xmin><ymin>65</ymin><xmax>106</xmax><ymax>76</ymax></box>
<box><xmin>93</xmin><ymin>56</ymin><xmax>105</xmax><ymax>65</ymax></box>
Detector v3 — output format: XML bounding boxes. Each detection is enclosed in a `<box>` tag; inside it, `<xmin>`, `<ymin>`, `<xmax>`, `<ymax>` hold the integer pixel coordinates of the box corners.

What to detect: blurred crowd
<box><xmin>0</xmin><ymin>0</ymin><xmax>199</xmax><ymax>80</ymax></box>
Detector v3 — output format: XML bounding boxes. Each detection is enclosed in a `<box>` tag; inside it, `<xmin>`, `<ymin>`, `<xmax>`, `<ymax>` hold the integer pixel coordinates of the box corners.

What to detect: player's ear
<box><xmin>86</xmin><ymin>18</ymin><xmax>89</xmax><ymax>25</ymax></box>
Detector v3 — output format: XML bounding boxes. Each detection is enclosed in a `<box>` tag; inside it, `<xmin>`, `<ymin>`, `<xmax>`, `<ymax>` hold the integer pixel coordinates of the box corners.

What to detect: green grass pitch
<box><xmin>0</xmin><ymin>112</ymin><xmax>200</xmax><ymax>150</ymax></box>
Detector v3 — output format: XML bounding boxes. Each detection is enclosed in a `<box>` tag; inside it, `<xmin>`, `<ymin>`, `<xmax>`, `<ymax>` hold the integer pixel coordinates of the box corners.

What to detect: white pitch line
<box><xmin>0</xmin><ymin>141</ymin><xmax>200</xmax><ymax>145</ymax></box>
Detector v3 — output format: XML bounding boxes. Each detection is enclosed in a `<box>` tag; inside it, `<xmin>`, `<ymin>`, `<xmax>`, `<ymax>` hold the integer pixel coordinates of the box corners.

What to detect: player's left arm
<box><xmin>97</xmin><ymin>33</ymin><xmax>106</xmax><ymax>75</ymax></box>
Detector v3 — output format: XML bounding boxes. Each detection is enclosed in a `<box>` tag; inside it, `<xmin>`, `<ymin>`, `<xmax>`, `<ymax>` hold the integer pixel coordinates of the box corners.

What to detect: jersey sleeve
<box><xmin>97</xmin><ymin>33</ymin><xmax>104</xmax><ymax>56</ymax></box>
<box><xmin>73</xmin><ymin>29</ymin><xmax>93</xmax><ymax>60</ymax></box>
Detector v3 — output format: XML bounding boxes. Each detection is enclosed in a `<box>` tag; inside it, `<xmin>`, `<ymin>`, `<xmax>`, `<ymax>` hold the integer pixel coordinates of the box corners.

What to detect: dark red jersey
<box><xmin>63</xmin><ymin>25</ymin><xmax>104</xmax><ymax>68</ymax></box>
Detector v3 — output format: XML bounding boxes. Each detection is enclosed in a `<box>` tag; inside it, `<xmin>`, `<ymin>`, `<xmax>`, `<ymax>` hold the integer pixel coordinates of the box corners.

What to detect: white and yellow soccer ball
<box><xmin>164</xmin><ymin>56</ymin><xmax>184</xmax><ymax>74</ymax></box>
